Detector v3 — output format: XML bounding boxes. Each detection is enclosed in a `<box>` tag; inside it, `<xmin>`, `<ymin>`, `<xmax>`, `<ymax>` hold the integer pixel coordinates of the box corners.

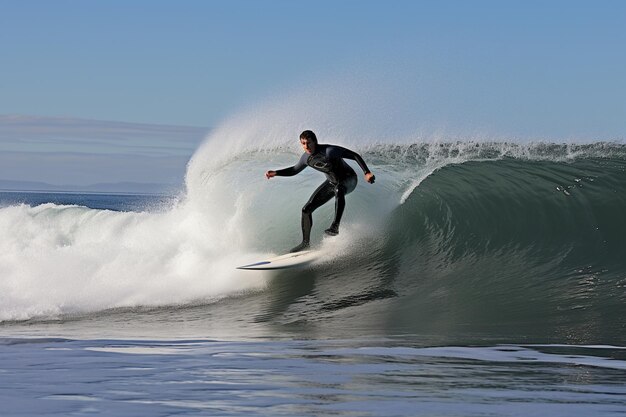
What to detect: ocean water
<box><xmin>1</xmin><ymin>138</ymin><xmax>626</xmax><ymax>415</ymax></box>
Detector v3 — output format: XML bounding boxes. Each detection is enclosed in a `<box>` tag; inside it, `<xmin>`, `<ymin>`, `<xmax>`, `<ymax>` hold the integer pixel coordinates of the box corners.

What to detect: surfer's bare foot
<box><xmin>324</xmin><ymin>224</ymin><xmax>339</xmax><ymax>236</ymax></box>
<box><xmin>290</xmin><ymin>241</ymin><xmax>310</xmax><ymax>253</ymax></box>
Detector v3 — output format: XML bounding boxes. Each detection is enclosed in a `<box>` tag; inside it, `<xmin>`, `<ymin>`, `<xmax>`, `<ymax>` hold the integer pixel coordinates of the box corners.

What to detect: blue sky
<box><xmin>1</xmin><ymin>0</ymin><xmax>625</xmax><ymax>187</ymax></box>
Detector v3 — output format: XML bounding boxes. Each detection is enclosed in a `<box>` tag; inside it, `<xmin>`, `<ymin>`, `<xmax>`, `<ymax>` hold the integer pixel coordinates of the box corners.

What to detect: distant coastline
<box><xmin>0</xmin><ymin>179</ymin><xmax>180</xmax><ymax>195</ymax></box>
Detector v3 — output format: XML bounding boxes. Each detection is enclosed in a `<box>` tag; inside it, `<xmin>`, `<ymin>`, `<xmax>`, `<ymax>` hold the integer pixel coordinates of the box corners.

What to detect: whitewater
<box><xmin>1</xmin><ymin>89</ymin><xmax>625</xmax><ymax>416</ymax></box>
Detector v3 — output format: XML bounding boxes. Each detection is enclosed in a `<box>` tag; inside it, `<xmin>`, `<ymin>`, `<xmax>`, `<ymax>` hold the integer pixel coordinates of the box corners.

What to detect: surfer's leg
<box><xmin>325</xmin><ymin>175</ymin><xmax>357</xmax><ymax>236</ymax></box>
<box><xmin>291</xmin><ymin>181</ymin><xmax>334</xmax><ymax>252</ymax></box>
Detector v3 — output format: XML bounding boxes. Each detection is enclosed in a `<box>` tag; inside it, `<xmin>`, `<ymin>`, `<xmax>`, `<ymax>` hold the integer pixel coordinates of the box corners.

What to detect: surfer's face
<box><xmin>300</xmin><ymin>138</ymin><xmax>316</xmax><ymax>154</ymax></box>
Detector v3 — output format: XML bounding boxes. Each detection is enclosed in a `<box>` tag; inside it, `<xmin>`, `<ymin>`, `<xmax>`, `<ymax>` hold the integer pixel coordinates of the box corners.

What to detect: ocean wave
<box><xmin>1</xmin><ymin>141</ymin><xmax>625</xmax><ymax>334</ymax></box>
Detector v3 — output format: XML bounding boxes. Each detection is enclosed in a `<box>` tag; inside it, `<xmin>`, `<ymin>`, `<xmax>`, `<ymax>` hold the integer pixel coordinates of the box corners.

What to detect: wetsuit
<box><xmin>275</xmin><ymin>144</ymin><xmax>371</xmax><ymax>251</ymax></box>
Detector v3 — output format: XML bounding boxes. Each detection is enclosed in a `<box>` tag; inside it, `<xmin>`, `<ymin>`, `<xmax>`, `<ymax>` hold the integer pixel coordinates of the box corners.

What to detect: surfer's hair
<box><xmin>299</xmin><ymin>130</ymin><xmax>318</xmax><ymax>143</ymax></box>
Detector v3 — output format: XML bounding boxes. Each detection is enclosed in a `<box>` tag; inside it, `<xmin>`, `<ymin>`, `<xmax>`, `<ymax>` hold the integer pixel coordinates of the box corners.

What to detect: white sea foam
<box><xmin>0</xmin><ymin>201</ymin><xmax>270</xmax><ymax>321</ymax></box>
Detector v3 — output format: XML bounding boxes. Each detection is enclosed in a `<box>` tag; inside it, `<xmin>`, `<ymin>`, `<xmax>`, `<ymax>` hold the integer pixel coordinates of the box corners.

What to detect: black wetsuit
<box><xmin>275</xmin><ymin>144</ymin><xmax>371</xmax><ymax>251</ymax></box>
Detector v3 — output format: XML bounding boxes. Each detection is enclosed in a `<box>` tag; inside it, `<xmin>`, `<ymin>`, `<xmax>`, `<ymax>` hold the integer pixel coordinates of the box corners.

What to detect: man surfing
<box><xmin>265</xmin><ymin>130</ymin><xmax>376</xmax><ymax>252</ymax></box>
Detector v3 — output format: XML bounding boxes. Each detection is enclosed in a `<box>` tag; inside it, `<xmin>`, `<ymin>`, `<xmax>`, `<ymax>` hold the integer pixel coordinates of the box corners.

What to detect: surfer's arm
<box><xmin>334</xmin><ymin>146</ymin><xmax>376</xmax><ymax>184</ymax></box>
<box><xmin>266</xmin><ymin>154</ymin><xmax>307</xmax><ymax>179</ymax></box>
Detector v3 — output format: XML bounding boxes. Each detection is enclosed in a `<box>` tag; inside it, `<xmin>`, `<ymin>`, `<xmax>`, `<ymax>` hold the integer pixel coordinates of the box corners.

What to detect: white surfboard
<box><xmin>237</xmin><ymin>250</ymin><xmax>318</xmax><ymax>270</ymax></box>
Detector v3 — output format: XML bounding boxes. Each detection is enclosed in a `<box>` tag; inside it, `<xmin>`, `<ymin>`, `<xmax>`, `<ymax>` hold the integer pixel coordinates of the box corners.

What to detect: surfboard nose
<box><xmin>236</xmin><ymin>261</ymin><xmax>272</xmax><ymax>270</ymax></box>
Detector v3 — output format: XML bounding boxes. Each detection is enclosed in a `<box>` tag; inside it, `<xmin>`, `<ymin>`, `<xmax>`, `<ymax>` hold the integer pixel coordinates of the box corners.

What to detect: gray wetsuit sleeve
<box><xmin>332</xmin><ymin>146</ymin><xmax>371</xmax><ymax>174</ymax></box>
<box><xmin>275</xmin><ymin>153</ymin><xmax>308</xmax><ymax>176</ymax></box>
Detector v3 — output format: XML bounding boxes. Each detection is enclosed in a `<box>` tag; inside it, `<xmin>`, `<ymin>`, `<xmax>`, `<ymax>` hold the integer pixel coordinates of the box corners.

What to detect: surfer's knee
<box><xmin>302</xmin><ymin>203</ymin><xmax>314</xmax><ymax>215</ymax></box>
<box><xmin>345</xmin><ymin>176</ymin><xmax>357</xmax><ymax>194</ymax></box>
<box><xmin>334</xmin><ymin>184</ymin><xmax>346</xmax><ymax>197</ymax></box>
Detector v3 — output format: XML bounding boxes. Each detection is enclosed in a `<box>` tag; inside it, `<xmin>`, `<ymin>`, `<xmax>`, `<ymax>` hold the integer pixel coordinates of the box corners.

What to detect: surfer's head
<box><xmin>299</xmin><ymin>130</ymin><xmax>317</xmax><ymax>154</ymax></box>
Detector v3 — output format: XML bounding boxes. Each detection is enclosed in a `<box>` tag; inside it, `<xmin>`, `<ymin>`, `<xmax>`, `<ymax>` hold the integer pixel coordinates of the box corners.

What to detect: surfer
<box><xmin>265</xmin><ymin>130</ymin><xmax>375</xmax><ymax>252</ymax></box>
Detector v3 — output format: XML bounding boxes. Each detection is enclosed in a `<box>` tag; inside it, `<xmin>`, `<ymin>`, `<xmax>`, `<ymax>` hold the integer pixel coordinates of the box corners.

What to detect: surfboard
<box><xmin>236</xmin><ymin>250</ymin><xmax>318</xmax><ymax>270</ymax></box>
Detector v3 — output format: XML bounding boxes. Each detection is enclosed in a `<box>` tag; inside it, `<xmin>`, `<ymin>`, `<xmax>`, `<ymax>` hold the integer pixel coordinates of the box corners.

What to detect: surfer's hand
<box><xmin>365</xmin><ymin>172</ymin><xmax>375</xmax><ymax>184</ymax></box>
<box><xmin>265</xmin><ymin>170</ymin><xmax>277</xmax><ymax>179</ymax></box>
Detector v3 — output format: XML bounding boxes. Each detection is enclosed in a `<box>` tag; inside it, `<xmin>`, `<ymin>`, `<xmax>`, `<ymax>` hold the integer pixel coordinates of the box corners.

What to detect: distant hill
<box><xmin>0</xmin><ymin>179</ymin><xmax>180</xmax><ymax>195</ymax></box>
